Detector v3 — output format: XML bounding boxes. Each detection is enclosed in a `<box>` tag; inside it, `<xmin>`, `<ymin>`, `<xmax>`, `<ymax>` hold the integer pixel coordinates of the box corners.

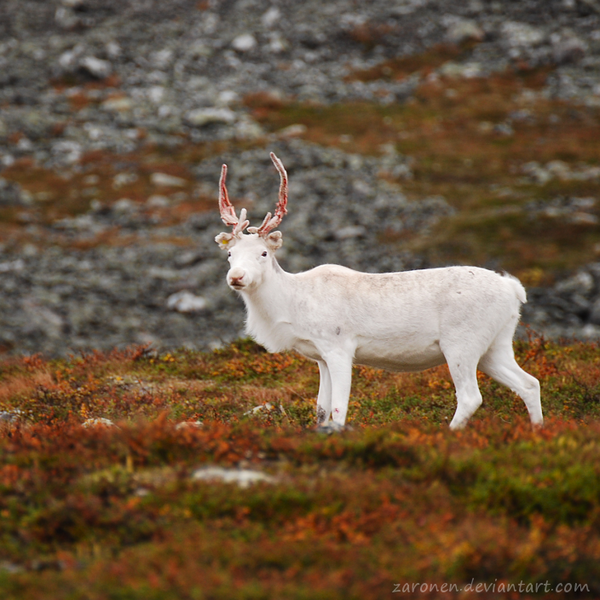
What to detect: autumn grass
<box><xmin>0</xmin><ymin>337</ymin><xmax>599</xmax><ymax>598</ymax></box>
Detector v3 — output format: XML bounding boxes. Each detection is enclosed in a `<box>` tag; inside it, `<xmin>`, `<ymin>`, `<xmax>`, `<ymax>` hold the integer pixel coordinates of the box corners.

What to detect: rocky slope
<box><xmin>1</xmin><ymin>0</ymin><xmax>600</xmax><ymax>356</ymax></box>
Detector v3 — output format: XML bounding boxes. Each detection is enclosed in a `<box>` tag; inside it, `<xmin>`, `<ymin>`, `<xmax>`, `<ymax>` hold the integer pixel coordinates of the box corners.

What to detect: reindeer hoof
<box><xmin>315</xmin><ymin>423</ymin><xmax>352</xmax><ymax>434</ymax></box>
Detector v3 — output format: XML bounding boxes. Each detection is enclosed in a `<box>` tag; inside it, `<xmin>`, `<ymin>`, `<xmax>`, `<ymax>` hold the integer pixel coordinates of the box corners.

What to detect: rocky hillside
<box><xmin>1</xmin><ymin>0</ymin><xmax>600</xmax><ymax>356</ymax></box>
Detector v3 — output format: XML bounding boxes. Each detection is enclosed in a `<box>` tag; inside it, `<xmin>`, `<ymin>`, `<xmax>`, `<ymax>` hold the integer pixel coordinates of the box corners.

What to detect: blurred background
<box><xmin>0</xmin><ymin>0</ymin><xmax>599</xmax><ymax>357</ymax></box>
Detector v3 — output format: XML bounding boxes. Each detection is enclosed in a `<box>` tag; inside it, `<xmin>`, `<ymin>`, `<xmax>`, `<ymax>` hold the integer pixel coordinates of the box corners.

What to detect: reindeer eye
<box><xmin>261</xmin><ymin>251</ymin><xmax>268</xmax><ymax>257</ymax></box>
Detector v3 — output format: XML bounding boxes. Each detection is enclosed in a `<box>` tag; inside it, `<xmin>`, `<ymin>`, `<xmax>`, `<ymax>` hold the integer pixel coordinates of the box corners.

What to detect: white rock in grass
<box><xmin>192</xmin><ymin>467</ymin><xmax>276</xmax><ymax>488</ymax></box>
<box><xmin>0</xmin><ymin>410</ymin><xmax>22</xmax><ymax>426</ymax></box>
<box><xmin>82</xmin><ymin>418</ymin><xmax>117</xmax><ymax>428</ymax></box>
<box><xmin>244</xmin><ymin>402</ymin><xmax>273</xmax><ymax>415</ymax></box>
<box><xmin>175</xmin><ymin>421</ymin><xmax>204</xmax><ymax>431</ymax></box>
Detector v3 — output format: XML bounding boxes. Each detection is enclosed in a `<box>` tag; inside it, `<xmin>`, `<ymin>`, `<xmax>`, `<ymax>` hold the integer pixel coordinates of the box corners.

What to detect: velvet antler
<box><xmin>248</xmin><ymin>152</ymin><xmax>288</xmax><ymax>236</ymax></box>
<box><xmin>218</xmin><ymin>163</ymin><xmax>249</xmax><ymax>236</ymax></box>
<box><xmin>217</xmin><ymin>153</ymin><xmax>288</xmax><ymax>245</ymax></box>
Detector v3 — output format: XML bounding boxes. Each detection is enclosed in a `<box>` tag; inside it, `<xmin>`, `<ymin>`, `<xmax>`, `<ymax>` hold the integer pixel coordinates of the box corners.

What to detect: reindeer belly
<box><xmin>291</xmin><ymin>338</ymin><xmax>323</xmax><ymax>361</ymax></box>
<box><xmin>354</xmin><ymin>337</ymin><xmax>445</xmax><ymax>372</ymax></box>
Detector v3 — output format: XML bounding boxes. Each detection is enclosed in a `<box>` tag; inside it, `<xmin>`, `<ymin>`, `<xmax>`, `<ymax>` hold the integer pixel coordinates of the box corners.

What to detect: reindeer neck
<box><xmin>242</xmin><ymin>257</ymin><xmax>292</xmax><ymax>310</ymax></box>
<box><xmin>239</xmin><ymin>258</ymin><xmax>296</xmax><ymax>349</ymax></box>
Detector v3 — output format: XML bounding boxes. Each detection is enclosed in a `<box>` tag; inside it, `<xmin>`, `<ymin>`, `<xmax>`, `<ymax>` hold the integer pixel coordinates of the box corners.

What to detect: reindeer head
<box><xmin>215</xmin><ymin>152</ymin><xmax>288</xmax><ymax>291</ymax></box>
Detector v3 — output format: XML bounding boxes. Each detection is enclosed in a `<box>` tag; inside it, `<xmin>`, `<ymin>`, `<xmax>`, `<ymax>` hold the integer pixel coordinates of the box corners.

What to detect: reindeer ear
<box><xmin>215</xmin><ymin>232</ymin><xmax>235</xmax><ymax>249</ymax></box>
<box><xmin>265</xmin><ymin>230</ymin><xmax>283</xmax><ymax>251</ymax></box>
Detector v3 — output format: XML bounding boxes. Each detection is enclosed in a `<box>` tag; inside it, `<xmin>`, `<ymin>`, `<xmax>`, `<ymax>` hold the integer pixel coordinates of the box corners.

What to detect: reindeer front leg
<box><xmin>322</xmin><ymin>350</ymin><xmax>353</xmax><ymax>430</ymax></box>
<box><xmin>316</xmin><ymin>360</ymin><xmax>332</xmax><ymax>425</ymax></box>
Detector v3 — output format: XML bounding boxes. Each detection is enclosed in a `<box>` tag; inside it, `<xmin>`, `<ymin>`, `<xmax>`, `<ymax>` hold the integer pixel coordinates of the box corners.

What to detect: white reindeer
<box><xmin>215</xmin><ymin>153</ymin><xmax>543</xmax><ymax>431</ymax></box>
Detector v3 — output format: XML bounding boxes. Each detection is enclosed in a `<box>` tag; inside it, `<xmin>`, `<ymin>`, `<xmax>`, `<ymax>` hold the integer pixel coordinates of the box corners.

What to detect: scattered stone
<box><xmin>174</xmin><ymin>250</ymin><xmax>204</xmax><ymax>267</ymax></box>
<box><xmin>523</xmin><ymin>161</ymin><xmax>600</xmax><ymax>184</ymax></box>
<box><xmin>445</xmin><ymin>19</ymin><xmax>485</xmax><ymax>44</ymax></box>
<box><xmin>102</xmin><ymin>97</ymin><xmax>133</xmax><ymax>112</ymax></box>
<box><xmin>525</xmin><ymin>195</ymin><xmax>599</xmax><ymax>225</ymax></box>
<box><xmin>113</xmin><ymin>172</ymin><xmax>139</xmax><ymax>188</ymax></box>
<box><xmin>244</xmin><ymin>402</ymin><xmax>274</xmax><ymax>416</ymax></box>
<box><xmin>151</xmin><ymin>49</ymin><xmax>174</xmax><ymax>69</ymax></box>
<box><xmin>192</xmin><ymin>466</ymin><xmax>276</xmax><ymax>488</ymax></box>
<box><xmin>266</xmin><ymin>33</ymin><xmax>289</xmax><ymax>53</ymax></box>
<box><xmin>0</xmin><ymin>178</ymin><xmax>29</xmax><ymax>206</ymax></box>
<box><xmin>334</xmin><ymin>225</ymin><xmax>366</xmax><ymax>240</ymax></box>
<box><xmin>232</xmin><ymin>33</ymin><xmax>257</xmax><ymax>52</ymax></box>
<box><xmin>82</xmin><ymin>418</ymin><xmax>117</xmax><ymax>428</ymax></box>
<box><xmin>150</xmin><ymin>173</ymin><xmax>187</xmax><ymax>187</ymax></box>
<box><xmin>55</xmin><ymin>7</ymin><xmax>79</xmax><ymax>29</ymax></box>
<box><xmin>51</xmin><ymin>140</ymin><xmax>82</xmax><ymax>165</ymax></box>
<box><xmin>438</xmin><ymin>61</ymin><xmax>483</xmax><ymax>79</ymax></box>
<box><xmin>175</xmin><ymin>420</ymin><xmax>204</xmax><ymax>430</ymax></box>
<box><xmin>555</xmin><ymin>271</ymin><xmax>594</xmax><ymax>296</ymax></box>
<box><xmin>262</xmin><ymin>7</ymin><xmax>281</xmax><ymax>28</ymax></box>
<box><xmin>185</xmin><ymin>108</ymin><xmax>237</xmax><ymax>127</ymax></box>
<box><xmin>112</xmin><ymin>198</ymin><xmax>137</xmax><ymax>213</ymax></box>
<box><xmin>22</xmin><ymin>301</ymin><xmax>65</xmax><ymax>340</ymax></box>
<box><xmin>590</xmin><ymin>298</ymin><xmax>600</xmax><ymax>325</ymax></box>
<box><xmin>501</xmin><ymin>21</ymin><xmax>546</xmax><ymax>52</ymax></box>
<box><xmin>0</xmin><ymin>411</ymin><xmax>21</xmax><ymax>424</ymax></box>
<box><xmin>550</xmin><ymin>30</ymin><xmax>588</xmax><ymax>64</ymax></box>
<box><xmin>523</xmin><ymin>262</ymin><xmax>600</xmax><ymax>339</ymax></box>
<box><xmin>276</xmin><ymin>124</ymin><xmax>307</xmax><ymax>138</ymax></box>
<box><xmin>146</xmin><ymin>194</ymin><xmax>170</xmax><ymax>208</ymax></box>
<box><xmin>167</xmin><ymin>291</ymin><xmax>208</xmax><ymax>313</ymax></box>
<box><xmin>0</xmin><ymin>561</ymin><xmax>25</xmax><ymax>574</ymax></box>
<box><xmin>0</xmin><ymin>259</ymin><xmax>25</xmax><ymax>273</ymax></box>
<box><xmin>571</xmin><ymin>212</ymin><xmax>599</xmax><ymax>225</ymax></box>
<box><xmin>79</xmin><ymin>56</ymin><xmax>113</xmax><ymax>79</ymax></box>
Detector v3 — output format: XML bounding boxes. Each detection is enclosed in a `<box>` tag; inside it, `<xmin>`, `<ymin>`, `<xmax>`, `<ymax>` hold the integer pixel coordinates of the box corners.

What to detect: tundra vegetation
<box><xmin>1</xmin><ymin>20</ymin><xmax>600</xmax><ymax>600</ymax></box>
<box><xmin>0</xmin><ymin>336</ymin><xmax>599</xmax><ymax>599</ymax></box>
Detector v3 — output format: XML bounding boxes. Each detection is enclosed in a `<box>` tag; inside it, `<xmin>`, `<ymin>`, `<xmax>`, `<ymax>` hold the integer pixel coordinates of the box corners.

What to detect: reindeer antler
<box><xmin>248</xmin><ymin>152</ymin><xmax>288</xmax><ymax>236</ymax></box>
<box><xmin>217</xmin><ymin>153</ymin><xmax>288</xmax><ymax>241</ymax></box>
<box><xmin>218</xmin><ymin>163</ymin><xmax>249</xmax><ymax>236</ymax></box>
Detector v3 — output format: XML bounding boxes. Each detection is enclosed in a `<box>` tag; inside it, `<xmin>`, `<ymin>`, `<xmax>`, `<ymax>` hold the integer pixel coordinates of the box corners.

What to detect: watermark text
<box><xmin>392</xmin><ymin>580</ymin><xmax>589</xmax><ymax>594</ymax></box>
